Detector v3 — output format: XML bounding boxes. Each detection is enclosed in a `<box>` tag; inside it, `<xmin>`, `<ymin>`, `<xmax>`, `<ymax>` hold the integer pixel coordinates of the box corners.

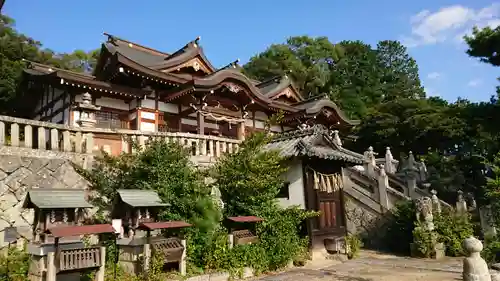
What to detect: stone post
<box><xmin>377</xmin><ymin>164</ymin><xmax>390</xmax><ymax>210</ymax></box>
<box><xmin>457</xmin><ymin>191</ymin><xmax>468</xmax><ymax>214</ymax></box>
<box><xmin>332</xmin><ymin>130</ymin><xmax>342</xmax><ymax>147</ymax></box>
<box><xmin>180</xmin><ymin>239</ymin><xmax>187</xmax><ymax>276</ymax></box>
<box><xmin>228</xmin><ymin>234</ymin><xmax>234</xmax><ymax>249</ymax></box>
<box><xmin>75</xmin><ymin>92</ymin><xmax>101</xmax><ymax>128</ymax></box>
<box><xmin>96</xmin><ymin>246</ymin><xmax>106</xmax><ymax>281</ymax></box>
<box><xmin>364</xmin><ymin>146</ymin><xmax>376</xmax><ymax>177</ymax></box>
<box><xmin>143</xmin><ymin>243</ymin><xmax>151</xmax><ymax>273</ymax></box>
<box><xmin>462</xmin><ymin>237</ymin><xmax>491</xmax><ymax>281</ymax></box>
<box><xmin>46</xmin><ymin>252</ymin><xmax>56</xmax><ymax>281</ymax></box>
<box><xmin>431</xmin><ymin>190</ymin><xmax>441</xmax><ymax>214</ymax></box>
<box><xmin>385</xmin><ymin>147</ymin><xmax>395</xmax><ymax>174</ymax></box>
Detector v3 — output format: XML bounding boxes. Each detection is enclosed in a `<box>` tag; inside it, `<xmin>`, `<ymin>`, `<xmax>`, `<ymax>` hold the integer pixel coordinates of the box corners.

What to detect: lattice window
<box><xmin>96</xmin><ymin>111</ymin><xmax>123</xmax><ymax>129</ymax></box>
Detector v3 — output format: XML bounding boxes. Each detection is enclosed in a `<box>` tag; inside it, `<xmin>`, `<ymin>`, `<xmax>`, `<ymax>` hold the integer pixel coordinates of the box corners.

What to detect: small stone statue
<box><xmin>462</xmin><ymin>237</ymin><xmax>491</xmax><ymax>281</ymax></box>
<box><xmin>457</xmin><ymin>190</ymin><xmax>468</xmax><ymax>214</ymax></box>
<box><xmin>416</xmin><ymin>197</ymin><xmax>434</xmax><ymax>231</ymax></box>
<box><xmin>431</xmin><ymin>190</ymin><xmax>442</xmax><ymax>214</ymax></box>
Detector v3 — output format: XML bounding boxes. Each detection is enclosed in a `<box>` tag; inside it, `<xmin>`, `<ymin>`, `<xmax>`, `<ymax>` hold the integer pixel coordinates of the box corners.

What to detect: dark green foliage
<box><xmin>482</xmin><ymin>235</ymin><xmax>500</xmax><ymax>264</ymax></box>
<box><xmin>0</xmin><ymin>14</ymin><xmax>99</xmax><ymax>115</ymax></box>
<box><xmin>244</xmin><ymin>37</ymin><xmax>424</xmax><ymax>119</ymax></box>
<box><xmin>384</xmin><ymin>201</ymin><xmax>416</xmax><ymax>254</ymax></box>
<box><xmin>384</xmin><ymin>201</ymin><xmax>474</xmax><ymax>257</ymax></box>
<box><xmin>210</xmin><ymin>133</ymin><xmax>317</xmax><ymax>271</ymax></box>
<box><xmin>434</xmin><ymin>210</ymin><xmax>474</xmax><ymax>257</ymax></box>
<box><xmin>211</xmin><ymin>132</ymin><xmax>287</xmax><ymax>216</ymax></box>
<box><xmin>0</xmin><ymin>246</ymin><xmax>30</xmax><ymax>281</ymax></box>
<box><xmin>79</xmin><ymin>139</ymin><xmax>222</xmax><ymax>272</ymax></box>
<box><xmin>465</xmin><ymin>26</ymin><xmax>500</xmax><ymax>67</ymax></box>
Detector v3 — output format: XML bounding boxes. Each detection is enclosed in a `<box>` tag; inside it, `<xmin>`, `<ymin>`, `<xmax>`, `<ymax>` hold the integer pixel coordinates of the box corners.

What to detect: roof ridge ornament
<box><xmin>332</xmin><ymin>130</ymin><xmax>342</xmax><ymax>147</ymax></box>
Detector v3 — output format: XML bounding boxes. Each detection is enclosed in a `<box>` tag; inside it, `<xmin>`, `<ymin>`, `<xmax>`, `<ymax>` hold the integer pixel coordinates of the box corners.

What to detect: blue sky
<box><xmin>4</xmin><ymin>0</ymin><xmax>500</xmax><ymax>102</ymax></box>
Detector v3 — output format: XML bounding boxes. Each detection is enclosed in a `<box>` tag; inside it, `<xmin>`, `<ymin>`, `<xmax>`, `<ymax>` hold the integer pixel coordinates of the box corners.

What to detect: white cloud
<box><xmin>427</xmin><ymin>72</ymin><xmax>441</xmax><ymax>79</ymax></box>
<box><xmin>402</xmin><ymin>3</ymin><xmax>500</xmax><ymax>47</ymax></box>
<box><xmin>467</xmin><ymin>79</ymin><xmax>482</xmax><ymax>87</ymax></box>
<box><xmin>425</xmin><ymin>87</ymin><xmax>439</xmax><ymax>97</ymax></box>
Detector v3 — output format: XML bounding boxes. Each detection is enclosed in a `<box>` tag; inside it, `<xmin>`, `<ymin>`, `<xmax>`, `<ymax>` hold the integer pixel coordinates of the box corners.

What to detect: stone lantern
<box><xmin>74</xmin><ymin>92</ymin><xmax>100</xmax><ymax>128</ymax></box>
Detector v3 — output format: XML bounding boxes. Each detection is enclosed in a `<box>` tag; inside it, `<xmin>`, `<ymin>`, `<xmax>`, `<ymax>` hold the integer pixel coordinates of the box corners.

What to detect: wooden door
<box><xmin>317</xmin><ymin>190</ymin><xmax>345</xmax><ymax>235</ymax></box>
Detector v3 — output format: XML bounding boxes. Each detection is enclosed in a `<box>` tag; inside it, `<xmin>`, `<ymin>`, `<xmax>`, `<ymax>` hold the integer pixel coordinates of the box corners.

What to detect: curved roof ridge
<box><xmin>149</xmin><ymin>37</ymin><xmax>216</xmax><ymax>72</ymax></box>
<box><xmin>23</xmin><ymin>60</ymin><xmax>96</xmax><ymax>79</ymax></box>
<box><xmin>104</xmin><ymin>32</ymin><xmax>170</xmax><ymax>57</ymax></box>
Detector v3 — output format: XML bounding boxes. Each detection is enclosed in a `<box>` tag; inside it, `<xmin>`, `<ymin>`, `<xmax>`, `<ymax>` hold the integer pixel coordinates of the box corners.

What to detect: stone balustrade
<box><xmin>0</xmin><ymin>115</ymin><xmax>241</xmax><ymax>159</ymax></box>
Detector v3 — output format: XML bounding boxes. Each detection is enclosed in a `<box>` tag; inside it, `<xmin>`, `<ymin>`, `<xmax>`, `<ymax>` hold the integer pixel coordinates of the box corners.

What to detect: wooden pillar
<box><xmin>237</xmin><ymin>122</ymin><xmax>246</xmax><ymax>141</ymax></box>
<box><xmin>197</xmin><ymin>112</ymin><xmax>205</xmax><ymax>135</ymax></box>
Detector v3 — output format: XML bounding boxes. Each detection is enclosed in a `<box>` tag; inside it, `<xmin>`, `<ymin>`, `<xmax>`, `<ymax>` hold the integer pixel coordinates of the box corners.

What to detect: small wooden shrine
<box><xmin>23</xmin><ymin>188</ymin><xmax>113</xmax><ymax>281</ymax></box>
<box><xmin>112</xmin><ymin>189</ymin><xmax>191</xmax><ymax>275</ymax></box>
<box><xmin>226</xmin><ymin>216</ymin><xmax>263</xmax><ymax>247</ymax></box>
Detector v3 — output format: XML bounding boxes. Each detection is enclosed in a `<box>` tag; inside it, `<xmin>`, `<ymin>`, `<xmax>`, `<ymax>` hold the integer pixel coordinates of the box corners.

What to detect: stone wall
<box><xmin>0</xmin><ymin>153</ymin><xmax>90</xmax><ymax>248</ymax></box>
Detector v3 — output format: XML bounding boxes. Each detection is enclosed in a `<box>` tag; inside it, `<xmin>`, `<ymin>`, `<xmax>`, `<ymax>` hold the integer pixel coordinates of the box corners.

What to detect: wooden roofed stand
<box><xmin>112</xmin><ymin>189</ymin><xmax>191</xmax><ymax>275</ymax></box>
<box><xmin>226</xmin><ymin>216</ymin><xmax>263</xmax><ymax>248</ymax></box>
<box><xmin>23</xmin><ymin>188</ymin><xmax>113</xmax><ymax>281</ymax></box>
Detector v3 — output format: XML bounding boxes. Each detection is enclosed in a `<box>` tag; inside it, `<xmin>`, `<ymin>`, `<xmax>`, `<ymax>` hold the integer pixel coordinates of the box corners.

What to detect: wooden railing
<box><xmin>58</xmin><ymin>247</ymin><xmax>101</xmax><ymax>271</ymax></box>
<box><xmin>0</xmin><ymin>115</ymin><xmax>242</xmax><ymax>158</ymax></box>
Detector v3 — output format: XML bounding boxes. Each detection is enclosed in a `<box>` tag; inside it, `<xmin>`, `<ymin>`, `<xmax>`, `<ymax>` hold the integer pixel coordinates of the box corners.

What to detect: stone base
<box><xmin>410</xmin><ymin>242</ymin><xmax>445</xmax><ymax>259</ymax></box>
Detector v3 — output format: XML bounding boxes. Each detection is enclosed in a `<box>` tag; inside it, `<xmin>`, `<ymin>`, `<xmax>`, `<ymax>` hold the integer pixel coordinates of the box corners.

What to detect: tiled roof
<box><xmin>265</xmin><ymin>125</ymin><xmax>364</xmax><ymax>164</ymax></box>
<box><xmin>47</xmin><ymin>224</ymin><xmax>115</xmax><ymax>238</ymax></box>
<box><xmin>22</xmin><ymin>189</ymin><xmax>93</xmax><ymax>209</ymax></box>
<box><xmin>138</xmin><ymin>221</ymin><xmax>192</xmax><ymax>230</ymax></box>
<box><xmin>117</xmin><ymin>189</ymin><xmax>169</xmax><ymax>208</ymax></box>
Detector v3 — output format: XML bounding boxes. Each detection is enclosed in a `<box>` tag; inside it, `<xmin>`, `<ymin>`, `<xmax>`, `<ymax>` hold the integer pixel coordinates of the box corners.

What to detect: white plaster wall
<box><xmin>181</xmin><ymin>118</ymin><xmax>219</xmax><ymax>129</ymax></box>
<box><xmin>53</xmin><ymin>88</ymin><xmax>64</xmax><ymax>100</ymax></box>
<box><xmin>63</xmin><ymin>108</ymin><xmax>70</xmax><ymax>125</ymax></box>
<box><xmin>141</xmin><ymin>99</ymin><xmax>156</xmax><ymax>110</ymax></box>
<box><xmin>129</xmin><ymin>99</ymin><xmax>137</xmax><ymax>110</ymax></box>
<box><xmin>159</xmin><ymin>102</ymin><xmax>179</xmax><ymax>114</ymax></box>
<box><xmin>244</xmin><ymin>119</ymin><xmax>253</xmax><ymax>127</ymax></box>
<box><xmin>53</xmin><ymin>99</ymin><xmax>64</xmax><ymax>112</ymax></box>
<box><xmin>140</xmin><ymin>111</ymin><xmax>155</xmax><ymax>120</ymax></box>
<box><xmin>277</xmin><ymin>160</ymin><xmax>306</xmax><ymax>209</ymax></box>
<box><xmin>254</xmin><ymin>111</ymin><xmax>267</xmax><ymax>120</ymax></box>
<box><xmin>96</xmin><ymin>97</ymin><xmax>129</xmax><ymax>111</ymax></box>
<box><xmin>51</xmin><ymin>112</ymin><xmax>63</xmax><ymax>124</ymax></box>
<box><xmin>72</xmin><ymin>111</ymin><xmax>80</xmax><ymax>126</ymax></box>
<box><xmin>255</xmin><ymin>120</ymin><xmax>265</xmax><ymax>129</ymax></box>
<box><xmin>140</xmin><ymin>122</ymin><xmax>155</xmax><ymax>132</ymax></box>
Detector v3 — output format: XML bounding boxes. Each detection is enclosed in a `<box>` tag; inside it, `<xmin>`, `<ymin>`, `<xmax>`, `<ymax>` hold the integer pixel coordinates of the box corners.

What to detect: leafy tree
<box><xmin>465</xmin><ymin>26</ymin><xmax>500</xmax><ymax>67</ymax></box>
<box><xmin>244</xmin><ymin>36</ymin><xmax>425</xmax><ymax>119</ymax></box>
<box><xmin>376</xmin><ymin>40</ymin><xmax>425</xmax><ymax>100</ymax></box>
<box><xmin>243</xmin><ymin>36</ymin><xmax>344</xmax><ymax>99</ymax></box>
<box><xmin>210</xmin><ymin>133</ymin><xmax>316</xmax><ymax>269</ymax></box>
<box><xmin>465</xmin><ymin>26</ymin><xmax>500</xmax><ymax>97</ymax></box>
<box><xmin>0</xmin><ymin>14</ymin><xmax>99</xmax><ymax>114</ymax></box>
<box><xmin>211</xmin><ymin>132</ymin><xmax>287</xmax><ymax>216</ymax></box>
<box><xmin>81</xmin><ymin>140</ymin><xmax>221</xmax><ymax>230</ymax></box>
<box><xmin>352</xmin><ymin>98</ymin><xmax>465</xmax><ymax>156</ymax></box>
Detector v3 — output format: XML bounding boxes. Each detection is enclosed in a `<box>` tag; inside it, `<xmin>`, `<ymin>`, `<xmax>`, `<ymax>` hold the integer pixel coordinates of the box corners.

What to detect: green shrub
<box><xmin>0</xmin><ymin>247</ymin><xmax>30</xmax><ymax>281</ymax></box>
<box><xmin>411</xmin><ymin>222</ymin><xmax>435</xmax><ymax>258</ymax></box>
<box><xmin>434</xmin><ymin>210</ymin><xmax>474</xmax><ymax>256</ymax></box>
<box><xmin>384</xmin><ymin>201</ymin><xmax>416</xmax><ymax>254</ymax></box>
<box><xmin>210</xmin><ymin>133</ymin><xmax>317</xmax><ymax>272</ymax></box>
<box><xmin>482</xmin><ymin>235</ymin><xmax>500</xmax><ymax>264</ymax></box>
<box><xmin>346</xmin><ymin>234</ymin><xmax>363</xmax><ymax>259</ymax></box>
